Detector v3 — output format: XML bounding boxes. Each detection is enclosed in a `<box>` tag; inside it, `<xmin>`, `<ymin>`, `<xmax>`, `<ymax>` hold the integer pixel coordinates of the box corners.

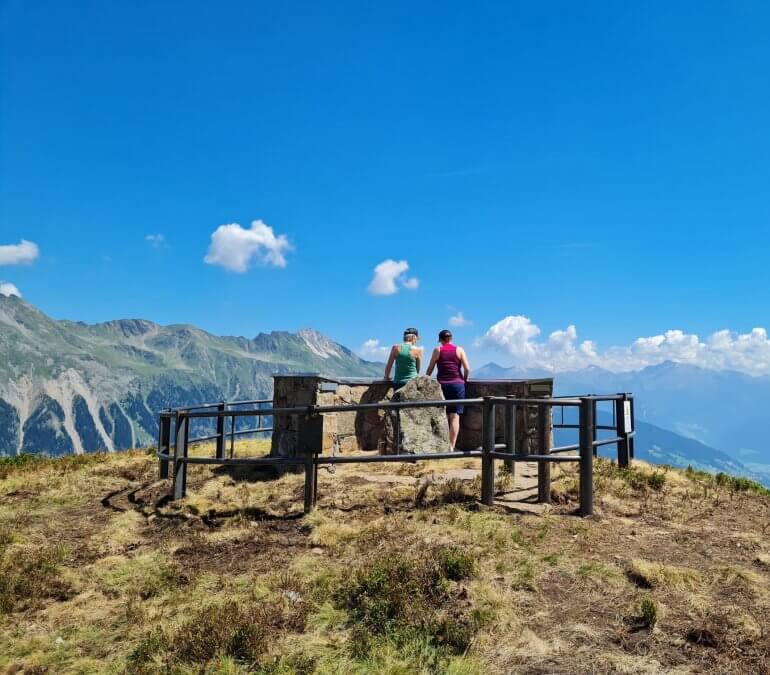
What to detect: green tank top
<box><xmin>394</xmin><ymin>343</ymin><xmax>417</xmax><ymax>386</ymax></box>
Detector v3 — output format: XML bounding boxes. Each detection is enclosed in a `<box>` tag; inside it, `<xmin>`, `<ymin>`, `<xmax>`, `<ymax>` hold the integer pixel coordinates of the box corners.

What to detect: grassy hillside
<box><xmin>1</xmin><ymin>447</ymin><xmax>769</xmax><ymax>673</ymax></box>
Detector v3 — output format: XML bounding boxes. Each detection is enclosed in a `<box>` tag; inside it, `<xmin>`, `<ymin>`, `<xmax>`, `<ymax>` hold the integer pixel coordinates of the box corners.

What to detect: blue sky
<box><xmin>1</xmin><ymin>1</ymin><xmax>769</xmax><ymax>372</ymax></box>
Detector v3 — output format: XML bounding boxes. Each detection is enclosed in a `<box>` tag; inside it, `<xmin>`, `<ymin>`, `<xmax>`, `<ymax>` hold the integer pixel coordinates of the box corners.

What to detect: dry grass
<box><xmin>626</xmin><ymin>559</ymin><xmax>702</xmax><ymax>590</ymax></box>
<box><xmin>0</xmin><ymin>445</ymin><xmax>768</xmax><ymax>674</ymax></box>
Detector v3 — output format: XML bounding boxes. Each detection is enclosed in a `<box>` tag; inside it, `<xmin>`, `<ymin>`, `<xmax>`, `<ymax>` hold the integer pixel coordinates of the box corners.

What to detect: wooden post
<box><xmin>481</xmin><ymin>397</ymin><xmax>495</xmax><ymax>506</ymax></box>
<box><xmin>537</xmin><ymin>403</ymin><xmax>552</xmax><ymax>503</ymax></box>
<box><xmin>173</xmin><ymin>414</ymin><xmax>189</xmax><ymax>501</ymax></box>
<box><xmin>579</xmin><ymin>398</ymin><xmax>594</xmax><ymax>517</ymax></box>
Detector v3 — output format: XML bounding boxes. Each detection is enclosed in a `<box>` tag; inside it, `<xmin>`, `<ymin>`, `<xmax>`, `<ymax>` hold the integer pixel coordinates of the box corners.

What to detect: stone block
<box><xmin>382</xmin><ymin>376</ymin><xmax>450</xmax><ymax>454</ymax></box>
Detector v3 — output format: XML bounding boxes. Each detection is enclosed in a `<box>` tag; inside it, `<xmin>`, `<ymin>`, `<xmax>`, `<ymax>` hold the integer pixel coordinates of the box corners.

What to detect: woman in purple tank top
<box><xmin>426</xmin><ymin>329</ymin><xmax>471</xmax><ymax>449</ymax></box>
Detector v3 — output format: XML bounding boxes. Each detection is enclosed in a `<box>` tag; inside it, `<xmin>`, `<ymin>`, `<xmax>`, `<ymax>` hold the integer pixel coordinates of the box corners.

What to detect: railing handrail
<box><xmin>160</xmin><ymin>392</ymin><xmax>634</xmax><ymax>419</ymax></box>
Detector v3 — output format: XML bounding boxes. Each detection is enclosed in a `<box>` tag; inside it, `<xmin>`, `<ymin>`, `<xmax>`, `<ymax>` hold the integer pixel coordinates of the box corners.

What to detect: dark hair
<box><xmin>403</xmin><ymin>327</ymin><xmax>419</xmax><ymax>339</ymax></box>
<box><xmin>438</xmin><ymin>329</ymin><xmax>452</xmax><ymax>342</ymax></box>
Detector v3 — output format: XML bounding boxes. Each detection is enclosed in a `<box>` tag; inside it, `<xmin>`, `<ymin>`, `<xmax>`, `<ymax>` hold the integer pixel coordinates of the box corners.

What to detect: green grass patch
<box><xmin>97</xmin><ymin>551</ymin><xmax>187</xmax><ymax>600</ymax></box>
<box><xmin>639</xmin><ymin>596</ymin><xmax>658</xmax><ymax>629</ymax></box>
<box><xmin>541</xmin><ymin>552</ymin><xmax>562</xmax><ymax>566</ymax></box>
<box><xmin>0</xmin><ymin>451</ymin><xmax>114</xmax><ymax>480</ymax></box>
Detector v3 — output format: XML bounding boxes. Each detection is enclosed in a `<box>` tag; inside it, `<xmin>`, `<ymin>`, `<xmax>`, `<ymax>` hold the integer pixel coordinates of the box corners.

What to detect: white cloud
<box><xmin>359</xmin><ymin>338</ymin><xmax>391</xmax><ymax>359</ymax></box>
<box><xmin>0</xmin><ymin>240</ymin><xmax>39</xmax><ymax>266</ymax></box>
<box><xmin>449</xmin><ymin>311</ymin><xmax>471</xmax><ymax>327</ymax></box>
<box><xmin>0</xmin><ymin>282</ymin><xmax>21</xmax><ymax>298</ymax></box>
<box><xmin>204</xmin><ymin>220</ymin><xmax>292</xmax><ymax>272</ymax></box>
<box><xmin>145</xmin><ymin>233</ymin><xmax>167</xmax><ymax>248</ymax></box>
<box><xmin>476</xmin><ymin>315</ymin><xmax>770</xmax><ymax>376</ymax></box>
<box><xmin>368</xmin><ymin>259</ymin><xmax>419</xmax><ymax>296</ymax></box>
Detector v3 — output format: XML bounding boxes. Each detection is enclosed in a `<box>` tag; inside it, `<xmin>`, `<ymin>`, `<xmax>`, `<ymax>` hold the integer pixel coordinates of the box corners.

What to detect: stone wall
<box><xmin>270</xmin><ymin>375</ymin><xmax>554</xmax><ymax>458</ymax></box>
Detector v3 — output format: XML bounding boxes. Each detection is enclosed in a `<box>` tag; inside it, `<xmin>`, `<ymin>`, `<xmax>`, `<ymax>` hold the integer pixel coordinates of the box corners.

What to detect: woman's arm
<box><xmin>384</xmin><ymin>345</ymin><xmax>397</xmax><ymax>380</ymax></box>
<box><xmin>414</xmin><ymin>346</ymin><xmax>423</xmax><ymax>374</ymax></box>
<box><xmin>426</xmin><ymin>347</ymin><xmax>440</xmax><ymax>377</ymax></box>
<box><xmin>458</xmin><ymin>347</ymin><xmax>471</xmax><ymax>381</ymax></box>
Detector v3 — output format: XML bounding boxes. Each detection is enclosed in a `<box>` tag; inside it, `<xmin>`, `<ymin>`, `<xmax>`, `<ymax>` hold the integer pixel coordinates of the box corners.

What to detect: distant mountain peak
<box><xmin>99</xmin><ymin>319</ymin><xmax>158</xmax><ymax>337</ymax></box>
<box><xmin>297</xmin><ymin>328</ymin><xmax>346</xmax><ymax>360</ymax></box>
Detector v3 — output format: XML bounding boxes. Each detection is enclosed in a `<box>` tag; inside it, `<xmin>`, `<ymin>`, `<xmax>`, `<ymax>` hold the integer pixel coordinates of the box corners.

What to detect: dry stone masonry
<box><xmin>270</xmin><ymin>374</ymin><xmax>554</xmax><ymax>459</ymax></box>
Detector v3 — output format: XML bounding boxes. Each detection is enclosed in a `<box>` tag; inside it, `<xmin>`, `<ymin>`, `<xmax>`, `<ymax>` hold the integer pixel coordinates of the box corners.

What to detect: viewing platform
<box><xmin>156</xmin><ymin>373</ymin><xmax>636</xmax><ymax>517</ymax></box>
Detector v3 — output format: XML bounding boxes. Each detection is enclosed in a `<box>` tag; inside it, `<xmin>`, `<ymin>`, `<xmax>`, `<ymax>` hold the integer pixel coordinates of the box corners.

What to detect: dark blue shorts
<box><xmin>440</xmin><ymin>382</ymin><xmax>466</xmax><ymax>414</ymax></box>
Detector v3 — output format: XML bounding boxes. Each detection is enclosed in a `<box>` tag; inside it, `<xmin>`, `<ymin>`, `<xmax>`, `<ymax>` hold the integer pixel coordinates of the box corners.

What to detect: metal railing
<box><xmin>156</xmin><ymin>393</ymin><xmax>636</xmax><ymax>517</ymax></box>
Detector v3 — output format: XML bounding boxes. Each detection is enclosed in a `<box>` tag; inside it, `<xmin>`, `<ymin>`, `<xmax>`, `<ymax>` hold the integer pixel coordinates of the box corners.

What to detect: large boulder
<box><xmin>383</xmin><ymin>376</ymin><xmax>450</xmax><ymax>454</ymax></box>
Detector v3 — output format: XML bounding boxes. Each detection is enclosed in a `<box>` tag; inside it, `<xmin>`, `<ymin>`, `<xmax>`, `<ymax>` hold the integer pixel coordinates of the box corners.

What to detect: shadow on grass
<box><xmin>211</xmin><ymin>463</ymin><xmax>287</xmax><ymax>483</ymax></box>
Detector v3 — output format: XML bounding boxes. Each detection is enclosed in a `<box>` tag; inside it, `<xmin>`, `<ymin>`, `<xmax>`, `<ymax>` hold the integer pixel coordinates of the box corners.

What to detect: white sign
<box><xmin>623</xmin><ymin>401</ymin><xmax>633</xmax><ymax>433</ymax></box>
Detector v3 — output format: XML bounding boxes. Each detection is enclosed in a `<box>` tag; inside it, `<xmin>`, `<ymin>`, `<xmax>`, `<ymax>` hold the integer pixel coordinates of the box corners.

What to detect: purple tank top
<box><xmin>437</xmin><ymin>344</ymin><xmax>464</xmax><ymax>384</ymax></box>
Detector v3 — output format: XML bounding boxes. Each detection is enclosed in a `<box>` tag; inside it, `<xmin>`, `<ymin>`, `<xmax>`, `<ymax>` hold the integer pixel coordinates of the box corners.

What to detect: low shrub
<box><xmin>0</xmin><ymin>543</ymin><xmax>71</xmax><ymax>613</ymax></box>
<box><xmin>684</xmin><ymin>466</ymin><xmax>770</xmax><ymax>496</ymax></box>
<box><xmin>716</xmin><ymin>472</ymin><xmax>770</xmax><ymax>496</ymax></box>
<box><xmin>174</xmin><ymin>601</ymin><xmax>271</xmax><ymax>664</ymax></box>
<box><xmin>436</xmin><ymin>546</ymin><xmax>477</xmax><ymax>581</ymax></box>
<box><xmin>126</xmin><ymin>598</ymin><xmax>308</xmax><ymax>672</ymax></box>
<box><xmin>618</xmin><ymin>467</ymin><xmax>666</xmax><ymax>491</ymax></box>
<box><xmin>438</xmin><ymin>478</ymin><xmax>476</xmax><ymax>504</ymax></box>
<box><xmin>335</xmin><ymin>546</ymin><xmax>478</xmax><ymax>659</ymax></box>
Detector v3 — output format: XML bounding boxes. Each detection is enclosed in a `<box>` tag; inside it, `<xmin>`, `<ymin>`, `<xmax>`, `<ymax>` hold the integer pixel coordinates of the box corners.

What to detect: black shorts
<box><xmin>440</xmin><ymin>382</ymin><xmax>466</xmax><ymax>414</ymax></box>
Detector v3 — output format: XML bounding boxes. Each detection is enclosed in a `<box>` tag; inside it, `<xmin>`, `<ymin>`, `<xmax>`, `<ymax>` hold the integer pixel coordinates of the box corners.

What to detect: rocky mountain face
<box><xmin>0</xmin><ymin>295</ymin><xmax>380</xmax><ymax>456</ymax></box>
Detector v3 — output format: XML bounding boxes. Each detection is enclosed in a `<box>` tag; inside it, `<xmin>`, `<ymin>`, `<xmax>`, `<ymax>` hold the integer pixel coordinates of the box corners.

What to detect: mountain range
<box><xmin>2</xmin><ymin>294</ymin><xmax>767</xmax><ymax>487</ymax></box>
<box><xmin>0</xmin><ymin>295</ymin><xmax>379</xmax><ymax>456</ymax></box>
<box><xmin>476</xmin><ymin>362</ymin><xmax>770</xmax><ymax>487</ymax></box>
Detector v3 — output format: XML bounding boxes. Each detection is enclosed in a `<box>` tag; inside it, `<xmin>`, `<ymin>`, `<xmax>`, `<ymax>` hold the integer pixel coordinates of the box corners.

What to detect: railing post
<box><xmin>229</xmin><ymin>413</ymin><xmax>236</xmax><ymax>457</ymax></box>
<box><xmin>537</xmin><ymin>403</ymin><xmax>552</xmax><ymax>504</ymax></box>
<box><xmin>579</xmin><ymin>397</ymin><xmax>594</xmax><ymax>517</ymax></box>
<box><xmin>173</xmin><ymin>413</ymin><xmax>189</xmax><ymax>501</ymax></box>
<box><xmin>158</xmin><ymin>413</ymin><xmax>171</xmax><ymax>479</ymax></box>
<box><xmin>591</xmin><ymin>399</ymin><xmax>598</xmax><ymax>457</ymax></box>
<box><xmin>215</xmin><ymin>402</ymin><xmax>226</xmax><ymax>460</ymax></box>
<box><xmin>481</xmin><ymin>397</ymin><xmax>495</xmax><ymax>506</ymax></box>
<box><xmin>299</xmin><ymin>412</ymin><xmax>323</xmax><ymax>513</ymax></box>
<box><xmin>629</xmin><ymin>395</ymin><xmax>636</xmax><ymax>460</ymax></box>
<box><xmin>615</xmin><ymin>394</ymin><xmax>630</xmax><ymax>468</ymax></box>
<box><xmin>303</xmin><ymin>449</ymin><xmax>317</xmax><ymax>514</ymax></box>
<box><xmin>504</xmin><ymin>396</ymin><xmax>516</xmax><ymax>476</ymax></box>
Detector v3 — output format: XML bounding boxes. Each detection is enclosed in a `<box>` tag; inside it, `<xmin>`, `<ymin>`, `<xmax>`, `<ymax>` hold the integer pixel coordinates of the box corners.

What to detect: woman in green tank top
<box><xmin>384</xmin><ymin>327</ymin><xmax>423</xmax><ymax>389</ymax></box>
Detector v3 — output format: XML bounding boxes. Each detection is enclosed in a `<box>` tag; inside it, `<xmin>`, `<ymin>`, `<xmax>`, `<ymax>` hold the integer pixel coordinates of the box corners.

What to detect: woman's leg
<box><xmin>447</xmin><ymin>412</ymin><xmax>460</xmax><ymax>449</ymax></box>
